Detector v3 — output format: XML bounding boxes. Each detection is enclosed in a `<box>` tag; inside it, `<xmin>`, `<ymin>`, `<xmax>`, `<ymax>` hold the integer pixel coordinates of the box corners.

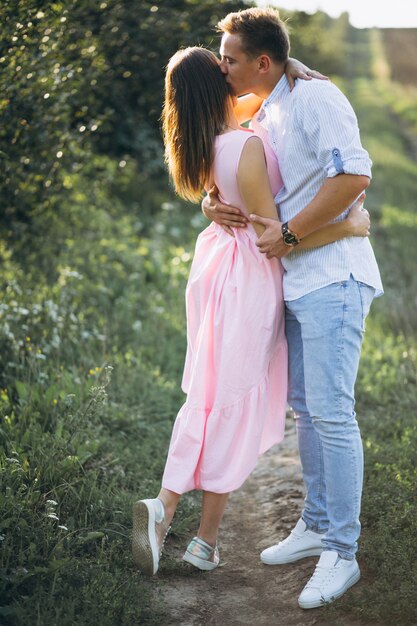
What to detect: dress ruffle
<box><xmin>162</xmin><ymin>340</ymin><xmax>287</xmax><ymax>494</ymax></box>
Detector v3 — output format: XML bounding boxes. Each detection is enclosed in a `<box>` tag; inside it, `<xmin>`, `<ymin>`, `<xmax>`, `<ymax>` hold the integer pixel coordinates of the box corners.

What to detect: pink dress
<box><xmin>162</xmin><ymin>129</ymin><xmax>287</xmax><ymax>494</ymax></box>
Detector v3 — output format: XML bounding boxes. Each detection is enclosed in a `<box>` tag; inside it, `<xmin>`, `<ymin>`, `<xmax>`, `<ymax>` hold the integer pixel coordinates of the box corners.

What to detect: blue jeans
<box><xmin>285</xmin><ymin>276</ymin><xmax>375</xmax><ymax>560</ymax></box>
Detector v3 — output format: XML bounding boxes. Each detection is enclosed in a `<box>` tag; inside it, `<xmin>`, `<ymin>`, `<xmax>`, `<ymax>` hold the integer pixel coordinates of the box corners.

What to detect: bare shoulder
<box><xmin>238</xmin><ymin>135</ymin><xmax>269</xmax><ymax>189</ymax></box>
<box><xmin>239</xmin><ymin>135</ymin><xmax>265</xmax><ymax>167</ymax></box>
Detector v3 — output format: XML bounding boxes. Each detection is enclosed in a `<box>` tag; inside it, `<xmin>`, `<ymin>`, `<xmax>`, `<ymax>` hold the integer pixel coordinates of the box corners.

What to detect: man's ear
<box><xmin>257</xmin><ymin>54</ymin><xmax>272</xmax><ymax>73</ymax></box>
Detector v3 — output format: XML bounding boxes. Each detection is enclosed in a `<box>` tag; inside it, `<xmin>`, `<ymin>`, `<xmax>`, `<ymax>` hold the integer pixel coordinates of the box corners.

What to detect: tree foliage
<box><xmin>0</xmin><ymin>1</ymin><xmax>364</xmax><ymax>246</ymax></box>
<box><xmin>0</xmin><ymin>0</ymin><xmax>248</xmax><ymax>242</ymax></box>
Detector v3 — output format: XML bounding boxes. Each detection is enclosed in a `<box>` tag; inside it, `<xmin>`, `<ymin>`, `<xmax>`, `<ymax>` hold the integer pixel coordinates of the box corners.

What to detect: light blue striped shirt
<box><xmin>254</xmin><ymin>75</ymin><xmax>383</xmax><ymax>301</ymax></box>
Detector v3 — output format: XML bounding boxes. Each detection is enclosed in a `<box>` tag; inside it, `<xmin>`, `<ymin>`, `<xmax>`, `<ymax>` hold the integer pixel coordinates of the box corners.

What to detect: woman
<box><xmin>132</xmin><ymin>47</ymin><xmax>369</xmax><ymax>576</ymax></box>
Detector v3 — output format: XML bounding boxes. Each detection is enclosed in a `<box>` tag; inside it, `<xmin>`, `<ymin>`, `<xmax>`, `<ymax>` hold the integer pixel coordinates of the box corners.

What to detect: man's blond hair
<box><xmin>217</xmin><ymin>7</ymin><xmax>290</xmax><ymax>64</ymax></box>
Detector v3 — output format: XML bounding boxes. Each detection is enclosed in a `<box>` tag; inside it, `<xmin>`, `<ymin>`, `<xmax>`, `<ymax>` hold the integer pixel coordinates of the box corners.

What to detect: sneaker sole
<box><xmin>132</xmin><ymin>501</ymin><xmax>158</xmax><ymax>575</ymax></box>
<box><xmin>261</xmin><ymin>546</ymin><xmax>323</xmax><ymax>565</ymax></box>
<box><xmin>298</xmin><ymin>568</ymin><xmax>361</xmax><ymax>609</ymax></box>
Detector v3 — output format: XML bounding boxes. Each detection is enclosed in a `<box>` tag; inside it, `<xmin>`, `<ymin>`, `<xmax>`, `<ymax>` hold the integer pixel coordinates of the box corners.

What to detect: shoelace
<box><xmin>305</xmin><ymin>563</ymin><xmax>337</xmax><ymax>589</ymax></box>
<box><xmin>278</xmin><ymin>529</ymin><xmax>300</xmax><ymax>546</ymax></box>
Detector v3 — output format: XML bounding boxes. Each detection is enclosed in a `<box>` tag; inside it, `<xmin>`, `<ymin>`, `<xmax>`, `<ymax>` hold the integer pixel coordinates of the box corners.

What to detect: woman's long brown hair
<box><xmin>162</xmin><ymin>47</ymin><xmax>231</xmax><ymax>202</ymax></box>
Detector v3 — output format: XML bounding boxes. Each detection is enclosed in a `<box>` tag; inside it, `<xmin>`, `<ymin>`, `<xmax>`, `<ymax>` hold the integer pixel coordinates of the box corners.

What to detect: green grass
<box><xmin>325</xmin><ymin>32</ymin><xmax>417</xmax><ymax>626</ymax></box>
<box><xmin>0</xmin><ymin>163</ymin><xmax>202</xmax><ymax>623</ymax></box>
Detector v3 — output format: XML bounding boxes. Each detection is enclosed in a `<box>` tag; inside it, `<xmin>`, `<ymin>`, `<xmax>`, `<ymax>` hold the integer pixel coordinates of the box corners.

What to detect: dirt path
<box><xmin>157</xmin><ymin>419</ymin><xmax>367</xmax><ymax>626</ymax></box>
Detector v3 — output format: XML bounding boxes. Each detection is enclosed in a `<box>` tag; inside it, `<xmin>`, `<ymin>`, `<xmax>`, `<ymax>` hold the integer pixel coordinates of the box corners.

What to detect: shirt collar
<box><xmin>257</xmin><ymin>74</ymin><xmax>289</xmax><ymax>121</ymax></box>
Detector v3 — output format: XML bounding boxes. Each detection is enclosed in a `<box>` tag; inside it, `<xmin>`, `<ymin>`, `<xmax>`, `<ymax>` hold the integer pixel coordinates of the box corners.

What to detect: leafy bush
<box><xmin>0</xmin><ymin>150</ymin><xmax>202</xmax><ymax>622</ymax></box>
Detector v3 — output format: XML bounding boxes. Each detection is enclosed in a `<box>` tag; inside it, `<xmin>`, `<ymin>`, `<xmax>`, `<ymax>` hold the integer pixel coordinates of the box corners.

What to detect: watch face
<box><xmin>282</xmin><ymin>223</ymin><xmax>299</xmax><ymax>246</ymax></box>
<box><xmin>283</xmin><ymin>231</ymin><xmax>298</xmax><ymax>245</ymax></box>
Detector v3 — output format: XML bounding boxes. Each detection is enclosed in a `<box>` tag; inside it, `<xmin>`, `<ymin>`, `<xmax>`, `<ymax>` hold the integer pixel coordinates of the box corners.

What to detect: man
<box><xmin>202</xmin><ymin>7</ymin><xmax>383</xmax><ymax>609</ymax></box>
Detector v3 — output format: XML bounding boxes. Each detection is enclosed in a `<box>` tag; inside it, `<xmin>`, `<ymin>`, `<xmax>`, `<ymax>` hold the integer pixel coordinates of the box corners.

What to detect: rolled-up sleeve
<box><xmin>298</xmin><ymin>81</ymin><xmax>372</xmax><ymax>179</ymax></box>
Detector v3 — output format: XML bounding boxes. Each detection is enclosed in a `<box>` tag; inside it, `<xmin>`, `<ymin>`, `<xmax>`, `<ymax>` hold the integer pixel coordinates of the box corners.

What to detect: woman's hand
<box><xmin>285</xmin><ymin>57</ymin><xmax>329</xmax><ymax>91</ymax></box>
<box><xmin>346</xmin><ymin>194</ymin><xmax>371</xmax><ymax>237</ymax></box>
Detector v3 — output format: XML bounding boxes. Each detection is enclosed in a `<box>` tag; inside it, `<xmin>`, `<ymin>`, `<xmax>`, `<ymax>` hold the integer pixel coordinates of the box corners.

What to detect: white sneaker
<box><xmin>183</xmin><ymin>537</ymin><xmax>220</xmax><ymax>571</ymax></box>
<box><xmin>132</xmin><ymin>498</ymin><xmax>169</xmax><ymax>575</ymax></box>
<box><xmin>260</xmin><ymin>518</ymin><xmax>324</xmax><ymax>565</ymax></box>
<box><xmin>298</xmin><ymin>550</ymin><xmax>360</xmax><ymax>609</ymax></box>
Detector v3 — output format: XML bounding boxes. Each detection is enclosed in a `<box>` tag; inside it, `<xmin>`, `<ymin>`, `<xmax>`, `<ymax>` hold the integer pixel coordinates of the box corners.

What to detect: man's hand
<box><xmin>202</xmin><ymin>185</ymin><xmax>248</xmax><ymax>236</ymax></box>
<box><xmin>250</xmin><ymin>215</ymin><xmax>290</xmax><ymax>258</ymax></box>
<box><xmin>285</xmin><ymin>57</ymin><xmax>329</xmax><ymax>92</ymax></box>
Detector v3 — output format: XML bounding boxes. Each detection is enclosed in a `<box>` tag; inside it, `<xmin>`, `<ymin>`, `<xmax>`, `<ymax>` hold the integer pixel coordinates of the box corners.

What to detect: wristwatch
<box><xmin>281</xmin><ymin>222</ymin><xmax>301</xmax><ymax>247</ymax></box>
